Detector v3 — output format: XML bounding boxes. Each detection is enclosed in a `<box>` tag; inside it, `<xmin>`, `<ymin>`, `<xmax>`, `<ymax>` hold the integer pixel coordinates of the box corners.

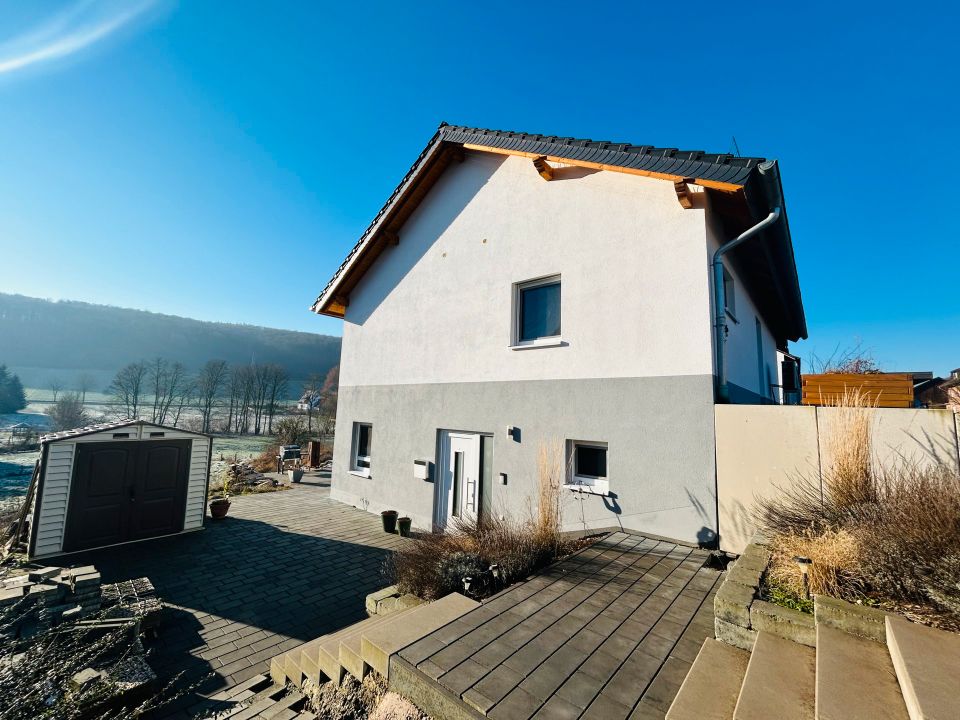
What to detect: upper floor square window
<box><xmin>516</xmin><ymin>276</ymin><xmax>561</xmax><ymax>344</ymax></box>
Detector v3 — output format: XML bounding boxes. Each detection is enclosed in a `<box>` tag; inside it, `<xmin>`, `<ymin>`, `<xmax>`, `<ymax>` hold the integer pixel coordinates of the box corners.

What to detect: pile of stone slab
<box><xmin>222</xmin><ymin>462</ymin><xmax>278</xmax><ymax>492</ymax></box>
<box><xmin>0</xmin><ymin>564</ymin><xmax>102</xmax><ymax>638</ymax></box>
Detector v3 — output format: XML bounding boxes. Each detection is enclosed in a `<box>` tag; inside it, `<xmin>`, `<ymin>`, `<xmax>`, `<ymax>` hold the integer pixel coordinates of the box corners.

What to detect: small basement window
<box><xmin>565</xmin><ymin>441</ymin><xmax>609</xmax><ymax>494</ymax></box>
<box><xmin>351</xmin><ymin>423</ymin><xmax>372</xmax><ymax>476</ymax></box>
<box><xmin>514</xmin><ymin>275</ymin><xmax>561</xmax><ymax>346</ymax></box>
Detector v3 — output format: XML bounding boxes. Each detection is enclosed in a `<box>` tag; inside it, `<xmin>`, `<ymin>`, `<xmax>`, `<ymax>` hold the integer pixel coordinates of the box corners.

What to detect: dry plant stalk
<box><xmin>536</xmin><ymin>438</ymin><xmax>564</xmax><ymax>543</ymax></box>
<box><xmin>824</xmin><ymin>387</ymin><xmax>876</xmax><ymax>508</ymax></box>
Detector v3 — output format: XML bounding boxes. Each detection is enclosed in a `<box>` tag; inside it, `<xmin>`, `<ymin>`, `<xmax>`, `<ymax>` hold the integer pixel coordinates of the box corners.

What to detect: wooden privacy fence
<box><xmin>801</xmin><ymin>373</ymin><xmax>914</xmax><ymax>408</ymax></box>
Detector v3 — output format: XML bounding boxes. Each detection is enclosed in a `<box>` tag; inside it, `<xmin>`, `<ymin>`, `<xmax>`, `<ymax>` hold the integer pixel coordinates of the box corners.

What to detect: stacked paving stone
<box><xmin>223</xmin><ymin>462</ymin><xmax>277</xmax><ymax>492</ymax></box>
<box><xmin>0</xmin><ymin>565</ymin><xmax>102</xmax><ymax>638</ymax></box>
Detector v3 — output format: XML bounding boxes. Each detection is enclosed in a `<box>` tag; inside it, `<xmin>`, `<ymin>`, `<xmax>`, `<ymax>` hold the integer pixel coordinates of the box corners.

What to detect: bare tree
<box><xmin>252</xmin><ymin>364</ymin><xmax>271</xmax><ymax>435</ymax></box>
<box><xmin>49</xmin><ymin>392</ymin><xmax>90</xmax><ymax>431</ymax></box>
<box><xmin>195</xmin><ymin>360</ymin><xmax>229</xmax><ymax>434</ymax></box>
<box><xmin>147</xmin><ymin>358</ymin><xmax>190</xmax><ymax>425</ymax></box>
<box><xmin>170</xmin><ymin>375</ymin><xmax>195</xmax><ymax>428</ymax></box>
<box><xmin>301</xmin><ymin>373</ymin><xmax>324</xmax><ymax>433</ymax></box>
<box><xmin>108</xmin><ymin>362</ymin><xmax>147</xmax><ymax>419</ymax></box>
<box><xmin>265</xmin><ymin>365</ymin><xmax>289</xmax><ymax>435</ymax></box>
<box><xmin>47</xmin><ymin>378</ymin><xmax>63</xmax><ymax>403</ymax></box>
<box><xmin>76</xmin><ymin>372</ymin><xmax>96</xmax><ymax>404</ymax></box>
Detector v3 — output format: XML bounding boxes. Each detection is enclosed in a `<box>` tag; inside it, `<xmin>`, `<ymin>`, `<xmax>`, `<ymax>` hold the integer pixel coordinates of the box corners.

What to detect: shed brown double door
<box><xmin>63</xmin><ymin>440</ymin><xmax>191</xmax><ymax>553</ymax></box>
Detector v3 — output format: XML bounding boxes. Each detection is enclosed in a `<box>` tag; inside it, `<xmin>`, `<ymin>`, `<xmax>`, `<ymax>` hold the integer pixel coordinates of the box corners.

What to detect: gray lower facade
<box><xmin>330</xmin><ymin>375</ymin><xmax>719</xmax><ymax>545</ymax></box>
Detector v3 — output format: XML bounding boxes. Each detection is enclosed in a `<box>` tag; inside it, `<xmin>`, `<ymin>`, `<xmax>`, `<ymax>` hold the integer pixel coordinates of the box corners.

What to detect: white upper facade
<box><xmin>338</xmin><ymin>150</ymin><xmax>776</xmax><ymax>398</ymax></box>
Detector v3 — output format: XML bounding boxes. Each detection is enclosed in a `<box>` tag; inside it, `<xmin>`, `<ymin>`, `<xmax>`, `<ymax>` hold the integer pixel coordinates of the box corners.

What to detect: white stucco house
<box><xmin>311</xmin><ymin>124</ymin><xmax>806</xmax><ymax>545</ymax></box>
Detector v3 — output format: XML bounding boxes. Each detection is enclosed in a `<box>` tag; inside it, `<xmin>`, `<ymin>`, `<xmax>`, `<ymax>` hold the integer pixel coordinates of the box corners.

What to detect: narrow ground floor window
<box><xmin>351</xmin><ymin>422</ymin><xmax>372</xmax><ymax>475</ymax></box>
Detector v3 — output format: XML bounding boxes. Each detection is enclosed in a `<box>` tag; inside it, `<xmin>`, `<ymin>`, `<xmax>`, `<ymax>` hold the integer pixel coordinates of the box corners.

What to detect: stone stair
<box><xmin>269</xmin><ymin>592</ymin><xmax>479</xmax><ymax>690</ymax></box>
<box><xmin>668</xmin><ymin>604</ymin><xmax>960</xmax><ymax>720</ymax></box>
<box><xmin>190</xmin><ymin>673</ymin><xmax>316</xmax><ymax>719</ymax></box>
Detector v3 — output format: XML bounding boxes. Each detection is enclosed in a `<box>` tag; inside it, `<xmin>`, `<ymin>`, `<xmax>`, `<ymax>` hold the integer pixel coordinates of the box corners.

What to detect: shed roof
<box><xmin>312</xmin><ymin>123</ymin><xmax>807</xmax><ymax>344</ymax></box>
<box><xmin>40</xmin><ymin>419</ymin><xmax>210</xmax><ymax>444</ymax></box>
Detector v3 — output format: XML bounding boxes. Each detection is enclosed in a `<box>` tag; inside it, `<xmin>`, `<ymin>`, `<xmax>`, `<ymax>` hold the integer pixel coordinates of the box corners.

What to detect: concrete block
<box><xmin>376</xmin><ymin>597</ymin><xmax>400</xmax><ymax>615</ymax></box>
<box><xmin>749</xmin><ymin>600</ymin><xmax>815</xmax><ymax>647</ymax></box>
<box><xmin>714</xmin><ymin>617</ymin><xmax>757</xmax><ymax>651</ymax></box>
<box><xmin>735</xmin><ymin>545</ymin><xmax>771</xmax><ymax>573</ymax></box>
<box><xmin>725</xmin><ymin>561</ymin><xmax>764</xmax><ymax>590</ymax></box>
<box><xmin>814</xmin><ymin>594</ymin><xmax>888</xmax><ymax>643</ymax></box>
<box><xmin>0</xmin><ymin>586</ymin><xmax>25</xmax><ymax>603</ymax></box>
<box><xmin>69</xmin><ymin>668</ymin><xmax>103</xmax><ymax>691</ymax></box>
<box><xmin>28</xmin><ymin>567</ymin><xmax>61</xmax><ymax>582</ymax></box>
<box><xmin>366</xmin><ymin>585</ymin><xmax>399</xmax><ymax>615</ymax></box>
<box><xmin>714</xmin><ymin>579</ymin><xmax>754</xmax><ymax>627</ymax></box>
<box><xmin>396</xmin><ymin>594</ymin><xmax>425</xmax><ymax>611</ymax></box>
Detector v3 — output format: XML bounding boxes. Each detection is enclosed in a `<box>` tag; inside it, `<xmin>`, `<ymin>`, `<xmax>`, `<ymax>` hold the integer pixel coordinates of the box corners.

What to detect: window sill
<box><xmin>348</xmin><ymin>470</ymin><xmax>371</xmax><ymax>479</ymax></box>
<box><xmin>564</xmin><ymin>481</ymin><xmax>610</xmax><ymax>497</ymax></box>
<box><xmin>509</xmin><ymin>337</ymin><xmax>566</xmax><ymax>351</ymax></box>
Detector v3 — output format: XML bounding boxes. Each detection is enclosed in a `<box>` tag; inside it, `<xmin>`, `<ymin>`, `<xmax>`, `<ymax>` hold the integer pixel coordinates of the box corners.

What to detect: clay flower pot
<box><xmin>381</xmin><ymin>510</ymin><xmax>398</xmax><ymax>533</ymax></box>
<box><xmin>398</xmin><ymin>517</ymin><xmax>412</xmax><ymax>537</ymax></box>
<box><xmin>209</xmin><ymin>498</ymin><xmax>231</xmax><ymax>520</ymax></box>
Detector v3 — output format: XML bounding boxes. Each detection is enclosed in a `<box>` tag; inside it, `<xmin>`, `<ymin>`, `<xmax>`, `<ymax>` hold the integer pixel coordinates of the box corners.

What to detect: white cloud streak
<box><xmin>0</xmin><ymin>0</ymin><xmax>160</xmax><ymax>76</ymax></box>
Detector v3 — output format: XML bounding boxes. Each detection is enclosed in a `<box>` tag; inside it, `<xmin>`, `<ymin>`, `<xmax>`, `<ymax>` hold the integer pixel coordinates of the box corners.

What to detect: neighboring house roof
<box><xmin>312</xmin><ymin>123</ymin><xmax>807</xmax><ymax>344</ymax></box>
<box><xmin>40</xmin><ymin>419</ymin><xmax>210</xmax><ymax>444</ymax></box>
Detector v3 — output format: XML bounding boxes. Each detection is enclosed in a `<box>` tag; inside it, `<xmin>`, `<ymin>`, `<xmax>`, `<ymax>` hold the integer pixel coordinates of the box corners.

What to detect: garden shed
<box><xmin>28</xmin><ymin>419</ymin><xmax>212</xmax><ymax>559</ymax></box>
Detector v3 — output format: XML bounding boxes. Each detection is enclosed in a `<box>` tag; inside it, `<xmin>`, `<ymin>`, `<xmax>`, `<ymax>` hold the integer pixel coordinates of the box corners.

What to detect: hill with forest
<box><xmin>0</xmin><ymin>293</ymin><xmax>340</xmax><ymax>389</ymax></box>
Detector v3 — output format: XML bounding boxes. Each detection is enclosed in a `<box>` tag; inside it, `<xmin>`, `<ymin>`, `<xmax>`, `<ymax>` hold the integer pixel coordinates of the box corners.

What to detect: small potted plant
<box><xmin>381</xmin><ymin>510</ymin><xmax>398</xmax><ymax>533</ymax></box>
<box><xmin>397</xmin><ymin>516</ymin><xmax>412</xmax><ymax>537</ymax></box>
<box><xmin>209</xmin><ymin>484</ymin><xmax>231</xmax><ymax>520</ymax></box>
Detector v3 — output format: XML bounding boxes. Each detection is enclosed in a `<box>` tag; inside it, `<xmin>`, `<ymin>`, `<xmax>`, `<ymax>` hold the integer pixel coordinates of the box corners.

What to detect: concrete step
<box><xmin>815</xmin><ymin>623</ymin><xmax>908</xmax><ymax>720</ymax></box>
<box><xmin>338</xmin><ymin>605</ymin><xmax>424</xmax><ymax>680</ymax></box>
<box><xmin>361</xmin><ymin>592</ymin><xmax>479</xmax><ymax>680</ymax></box>
<box><xmin>666</xmin><ymin>638</ymin><xmax>751</xmax><ymax>720</ymax></box>
<box><xmin>282</xmin><ymin>636</ymin><xmax>326</xmax><ymax>688</ymax></box>
<box><xmin>734</xmin><ymin>631</ymin><xmax>815</xmax><ymax>720</ymax></box>
<box><xmin>886</xmin><ymin>614</ymin><xmax>960</xmax><ymax>720</ymax></box>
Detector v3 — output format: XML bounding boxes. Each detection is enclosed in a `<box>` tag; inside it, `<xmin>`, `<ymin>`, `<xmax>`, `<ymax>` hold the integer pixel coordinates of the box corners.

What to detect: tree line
<box><xmin>108</xmin><ymin>359</ymin><xmax>299</xmax><ymax>435</ymax></box>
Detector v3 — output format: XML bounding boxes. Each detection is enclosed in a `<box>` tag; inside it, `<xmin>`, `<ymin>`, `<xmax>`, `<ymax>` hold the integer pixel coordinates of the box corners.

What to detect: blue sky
<box><xmin>0</xmin><ymin>1</ymin><xmax>957</xmax><ymax>374</ymax></box>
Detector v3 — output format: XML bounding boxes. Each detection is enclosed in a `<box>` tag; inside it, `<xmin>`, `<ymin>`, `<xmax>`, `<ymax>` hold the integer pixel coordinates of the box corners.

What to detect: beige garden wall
<box><xmin>715</xmin><ymin>405</ymin><xmax>960</xmax><ymax>554</ymax></box>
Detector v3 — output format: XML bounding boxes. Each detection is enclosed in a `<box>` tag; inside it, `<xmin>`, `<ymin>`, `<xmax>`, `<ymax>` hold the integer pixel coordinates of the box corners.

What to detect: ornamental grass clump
<box><xmin>756</xmin><ymin>388</ymin><xmax>960</xmax><ymax>624</ymax></box>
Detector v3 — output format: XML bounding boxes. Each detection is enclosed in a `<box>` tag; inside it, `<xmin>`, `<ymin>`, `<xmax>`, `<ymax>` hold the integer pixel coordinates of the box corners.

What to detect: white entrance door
<box><xmin>435</xmin><ymin>431</ymin><xmax>481</xmax><ymax>530</ymax></box>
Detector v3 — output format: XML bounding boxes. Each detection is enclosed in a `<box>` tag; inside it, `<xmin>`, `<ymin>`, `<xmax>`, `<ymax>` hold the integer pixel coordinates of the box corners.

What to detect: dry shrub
<box><xmin>249</xmin><ymin>444</ymin><xmax>280</xmax><ymax>473</ymax></box>
<box><xmin>756</xmin><ymin>388</ymin><xmax>960</xmax><ymax>619</ymax></box>
<box><xmin>390</xmin><ymin>514</ymin><xmax>575</xmax><ymax>601</ymax></box>
<box><xmin>767</xmin><ymin>528</ymin><xmax>863</xmax><ymax>599</ymax></box>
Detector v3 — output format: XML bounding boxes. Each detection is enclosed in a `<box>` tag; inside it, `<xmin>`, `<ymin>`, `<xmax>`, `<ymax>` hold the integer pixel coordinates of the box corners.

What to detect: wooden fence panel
<box><xmin>801</xmin><ymin>373</ymin><xmax>914</xmax><ymax>408</ymax></box>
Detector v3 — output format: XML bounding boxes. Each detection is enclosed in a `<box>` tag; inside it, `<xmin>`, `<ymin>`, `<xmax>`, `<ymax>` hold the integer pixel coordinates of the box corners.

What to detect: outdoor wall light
<box><xmin>463</xmin><ymin>577</ymin><xmax>472</xmax><ymax>593</ymax></box>
<box><xmin>793</xmin><ymin>555</ymin><xmax>813</xmax><ymax>599</ymax></box>
<box><xmin>490</xmin><ymin>564</ymin><xmax>500</xmax><ymax>581</ymax></box>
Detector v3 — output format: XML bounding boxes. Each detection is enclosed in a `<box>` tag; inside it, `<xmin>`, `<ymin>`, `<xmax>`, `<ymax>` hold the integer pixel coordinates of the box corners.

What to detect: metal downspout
<box><xmin>713</xmin><ymin>163</ymin><xmax>783</xmax><ymax>403</ymax></box>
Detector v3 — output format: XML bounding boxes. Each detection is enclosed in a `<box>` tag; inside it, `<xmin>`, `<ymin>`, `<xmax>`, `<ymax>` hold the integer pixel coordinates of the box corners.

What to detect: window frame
<box><xmin>512</xmin><ymin>274</ymin><xmax>562</xmax><ymax>349</ymax></box>
<box><xmin>350</xmin><ymin>422</ymin><xmax>372</xmax><ymax>477</ymax></box>
<box><xmin>564</xmin><ymin>440</ymin><xmax>609</xmax><ymax>495</ymax></box>
<box><xmin>722</xmin><ymin>266</ymin><xmax>737</xmax><ymax>321</ymax></box>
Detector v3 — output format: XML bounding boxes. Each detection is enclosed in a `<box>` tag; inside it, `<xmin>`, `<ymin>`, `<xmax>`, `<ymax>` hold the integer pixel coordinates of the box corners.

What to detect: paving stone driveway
<box><xmin>49</xmin><ymin>483</ymin><xmax>407</xmax><ymax>718</ymax></box>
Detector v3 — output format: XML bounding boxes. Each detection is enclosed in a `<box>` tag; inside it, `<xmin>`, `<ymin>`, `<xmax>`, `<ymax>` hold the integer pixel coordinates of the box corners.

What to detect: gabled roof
<box><xmin>312</xmin><ymin>123</ymin><xmax>807</xmax><ymax>343</ymax></box>
<box><xmin>40</xmin><ymin>418</ymin><xmax>210</xmax><ymax>444</ymax></box>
